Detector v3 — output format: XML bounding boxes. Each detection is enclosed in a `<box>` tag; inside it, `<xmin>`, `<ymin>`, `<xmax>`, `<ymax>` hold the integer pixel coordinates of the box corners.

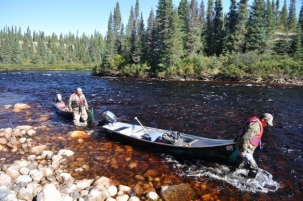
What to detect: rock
<box><xmin>51</xmin><ymin>154</ymin><xmax>63</xmax><ymax>163</ymax></box>
<box><xmin>36</xmin><ymin>183</ymin><xmax>62</xmax><ymax>201</ymax></box>
<box><xmin>107</xmin><ymin>185</ymin><xmax>118</xmax><ymax>197</ymax></box>
<box><xmin>42</xmin><ymin>167</ymin><xmax>54</xmax><ymax>177</ymax></box>
<box><xmin>15</xmin><ymin>125</ymin><xmax>32</xmax><ymax>131</ymax></box>
<box><xmin>13</xmin><ymin>159</ymin><xmax>29</xmax><ymax>168</ymax></box>
<box><xmin>57</xmin><ymin>184</ymin><xmax>77</xmax><ymax>194</ymax></box>
<box><xmin>87</xmin><ymin>187</ymin><xmax>108</xmax><ymax>201</ymax></box>
<box><xmin>19</xmin><ymin>167</ymin><xmax>30</xmax><ymax>175</ymax></box>
<box><xmin>0</xmin><ymin>185</ymin><xmax>17</xmax><ymax>201</ymax></box>
<box><xmin>128</xmin><ymin>196</ymin><xmax>140</xmax><ymax>201</ymax></box>
<box><xmin>68</xmin><ymin>131</ymin><xmax>92</xmax><ymax>139</ymax></box>
<box><xmin>57</xmin><ymin>149</ymin><xmax>75</xmax><ymax>157</ymax></box>
<box><xmin>116</xmin><ymin>194</ymin><xmax>129</xmax><ymax>201</ymax></box>
<box><xmin>0</xmin><ymin>137</ymin><xmax>8</xmax><ymax>145</ymax></box>
<box><xmin>26</xmin><ymin>129</ymin><xmax>36</xmax><ymax>137</ymax></box>
<box><xmin>15</xmin><ymin>175</ymin><xmax>33</xmax><ymax>184</ymax></box>
<box><xmin>17</xmin><ymin>186</ymin><xmax>34</xmax><ymax>201</ymax></box>
<box><xmin>13</xmin><ymin>103</ymin><xmax>31</xmax><ymax>112</ymax></box>
<box><xmin>29</xmin><ymin>169</ymin><xmax>43</xmax><ymax>182</ymax></box>
<box><xmin>27</xmin><ymin>155</ymin><xmax>37</xmax><ymax>161</ymax></box>
<box><xmin>19</xmin><ymin>137</ymin><xmax>27</xmax><ymax>143</ymax></box>
<box><xmin>161</xmin><ymin>183</ymin><xmax>196</xmax><ymax>201</ymax></box>
<box><xmin>118</xmin><ymin>184</ymin><xmax>131</xmax><ymax>193</ymax></box>
<box><xmin>7</xmin><ymin>141</ymin><xmax>21</xmax><ymax>149</ymax></box>
<box><xmin>56</xmin><ymin>173</ymin><xmax>74</xmax><ymax>185</ymax></box>
<box><xmin>92</xmin><ymin>176</ymin><xmax>112</xmax><ymax>188</ymax></box>
<box><xmin>75</xmin><ymin>179</ymin><xmax>94</xmax><ymax>190</ymax></box>
<box><xmin>0</xmin><ymin>173</ymin><xmax>14</xmax><ymax>189</ymax></box>
<box><xmin>106</xmin><ymin>198</ymin><xmax>116</xmax><ymax>201</ymax></box>
<box><xmin>5</xmin><ymin>166</ymin><xmax>20</xmax><ymax>180</ymax></box>
<box><xmin>146</xmin><ymin>192</ymin><xmax>159</xmax><ymax>201</ymax></box>
<box><xmin>61</xmin><ymin>195</ymin><xmax>73</xmax><ymax>201</ymax></box>
<box><xmin>30</xmin><ymin>145</ymin><xmax>46</xmax><ymax>155</ymax></box>
<box><xmin>40</xmin><ymin>150</ymin><xmax>53</xmax><ymax>159</ymax></box>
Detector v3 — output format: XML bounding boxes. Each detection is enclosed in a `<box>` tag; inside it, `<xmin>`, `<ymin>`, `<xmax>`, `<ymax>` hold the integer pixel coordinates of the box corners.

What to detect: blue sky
<box><xmin>0</xmin><ymin>0</ymin><xmax>300</xmax><ymax>36</ymax></box>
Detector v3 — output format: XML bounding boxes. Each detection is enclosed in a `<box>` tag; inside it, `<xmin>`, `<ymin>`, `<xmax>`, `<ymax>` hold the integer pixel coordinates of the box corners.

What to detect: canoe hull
<box><xmin>102</xmin><ymin>122</ymin><xmax>237</xmax><ymax>165</ymax></box>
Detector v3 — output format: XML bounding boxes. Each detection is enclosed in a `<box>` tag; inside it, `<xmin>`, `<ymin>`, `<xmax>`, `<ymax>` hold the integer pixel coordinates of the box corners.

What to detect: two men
<box><xmin>68</xmin><ymin>88</ymin><xmax>89</xmax><ymax>126</ymax></box>
<box><xmin>235</xmin><ymin>113</ymin><xmax>274</xmax><ymax>178</ymax></box>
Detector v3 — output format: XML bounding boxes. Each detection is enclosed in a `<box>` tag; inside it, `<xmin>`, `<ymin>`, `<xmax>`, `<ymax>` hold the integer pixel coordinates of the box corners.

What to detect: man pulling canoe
<box><xmin>234</xmin><ymin>113</ymin><xmax>274</xmax><ymax>178</ymax></box>
<box><xmin>68</xmin><ymin>88</ymin><xmax>89</xmax><ymax>126</ymax></box>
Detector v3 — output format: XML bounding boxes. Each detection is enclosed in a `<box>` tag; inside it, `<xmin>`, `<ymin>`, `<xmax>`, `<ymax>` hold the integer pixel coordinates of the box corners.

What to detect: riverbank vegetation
<box><xmin>1</xmin><ymin>0</ymin><xmax>303</xmax><ymax>84</ymax></box>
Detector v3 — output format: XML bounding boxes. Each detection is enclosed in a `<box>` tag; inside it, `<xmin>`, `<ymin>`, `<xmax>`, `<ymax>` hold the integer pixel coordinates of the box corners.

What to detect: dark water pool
<box><xmin>0</xmin><ymin>71</ymin><xmax>302</xmax><ymax>200</ymax></box>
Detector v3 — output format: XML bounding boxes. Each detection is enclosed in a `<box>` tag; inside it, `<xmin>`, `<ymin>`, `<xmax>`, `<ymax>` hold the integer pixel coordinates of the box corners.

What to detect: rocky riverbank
<box><xmin>0</xmin><ymin>106</ymin><xmax>196</xmax><ymax>201</ymax></box>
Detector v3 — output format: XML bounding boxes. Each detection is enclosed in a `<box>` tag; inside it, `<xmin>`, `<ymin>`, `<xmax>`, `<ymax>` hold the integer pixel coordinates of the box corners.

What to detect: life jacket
<box><xmin>73</xmin><ymin>92</ymin><xmax>86</xmax><ymax>107</ymax></box>
<box><xmin>238</xmin><ymin>116</ymin><xmax>263</xmax><ymax>147</ymax></box>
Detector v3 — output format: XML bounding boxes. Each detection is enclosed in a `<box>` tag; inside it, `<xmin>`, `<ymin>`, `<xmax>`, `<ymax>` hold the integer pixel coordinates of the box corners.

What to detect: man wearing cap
<box><xmin>68</xmin><ymin>88</ymin><xmax>89</xmax><ymax>126</ymax></box>
<box><xmin>234</xmin><ymin>113</ymin><xmax>274</xmax><ymax>178</ymax></box>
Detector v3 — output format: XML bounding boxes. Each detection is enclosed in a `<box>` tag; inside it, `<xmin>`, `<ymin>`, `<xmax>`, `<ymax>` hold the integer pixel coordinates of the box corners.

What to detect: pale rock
<box><xmin>40</xmin><ymin>150</ymin><xmax>53</xmax><ymax>159</ymax></box>
<box><xmin>7</xmin><ymin>141</ymin><xmax>21</xmax><ymax>149</ymax></box>
<box><xmin>13</xmin><ymin>103</ymin><xmax>31</xmax><ymax>111</ymax></box>
<box><xmin>42</xmin><ymin>167</ymin><xmax>54</xmax><ymax>177</ymax></box>
<box><xmin>17</xmin><ymin>186</ymin><xmax>34</xmax><ymax>201</ymax></box>
<box><xmin>57</xmin><ymin>149</ymin><xmax>75</xmax><ymax>157</ymax></box>
<box><xmin>146</xmin><ymin>192</ymin><xmax>159</xmax><ymax>201</ymax></box>
<box><xmin>5</xmin><ymin>166</ymin><xmax>20</xmax><ymax>180</ymax></box>
<box><xmin>13</xmin><ymin>159</ymin><xmax>29</xmax><ymax>168</ymax></box>
<box><xmin>27</xmin><ymin>155</ymin><xmax>36</xmax><ymax>161</ymax></box>
<box><xmin>0</xmin><ymin>185</ymin><xmax>17</xmax><ymax>201</ymax></box>
<box><xmin>58</xmin><ymin>184</ymin><xmax>77</xmax><ymax>194</ymax></box>
<box><xmin>12</xmin><ymin>129</ymin><xmax>23</xmax><ymax>137</ymax></box>
<box><xmin>26</xmin><ymin>129</ymin><xmax>36</xmax><ymax>137</ymax></box>
<box><xmin>29</xmin><ymin>169</ymin><xmax>43</xmax><ymax>182</ymax></box>
<box><xmin>118</xmin><ymin>184</ymin><xmax>131</xmax><ymax>193</ymax></box>
<box><xmin>106</xmin><ymin>198</ymin><xmax>116</xmax><ymax>201</ymax></box>
<box><xmin>19</xmin><ymin>167</ymin><xmax>30</xmax><ymax>175</ymax></box>
<box><xmin>15</xmin><ymin>175</ymin><xmax>33</xmax><ymax>184</ymax></box>
<box><xmin>56</xmin><ymin>173</ymin><xmax>74</xmax><ymax>185</ymax></box>
<box><xmin>107</xmin><ymin>185</ymin><xmax>118</xmax><ymax>197</ymax></box>
<box><xmin>116</xmin><ymin>194</ymin><xmax>129</xmax><ymax>201</ymax></box>
<box><xmin>117</xmin><ymin>190</ymin><xmax>124</xmax><ymax>196</ymax></box>
<box><xmin>88</xmin><ymin>187</ymin><xmax>108</xmax><ymax>201</ymax></box>
<box><xmin>36</xmin><ymin>183</ymin><xmax>62</xmax><ymax>201</ymax></box>
<box><xmin>51</xmin><ymin>154</ymin><xmax>63</xmax><ymax>163</ymax></box>
<box><xmin>75</xmin><ymin>179</ymin><xmax>94</xmax><ymax>190</ymax></box>
<box><xmin>4</xmin><ymin>128</ymin><xmax>13</xmax><ymax>139</ymax></box>
<box><xmin>15</xmin><ymin>125</ymin><xmax>32</xmax><ymax>131</ymax></box>
<box><xmin>0</xmin><ymin>137</ymin><xmax>8</xmax><ymax>145</ymax></box>
<box><xmin>128</xmin><ymin>196</ymin><xmax>140</xmax><ymax>201</ymax></box>
<box><xmin>0</xmin><ymin>173</ymin><xmax>14</xmax><ymax>189</ymax></box>
<box><xmin>61</xmin><ymin>195</ymin><xmax>73</xmax><ymax>201</ymax></box>
<box><xmin>30</xmin><ymin>145</ymin><xmax>46</xmax><ymax>155</ymax></box>
<box><xmin>19</xmin><ymin>137</ymin><xmax>27</xmax><ymax>143</ymax></box>
<box><xmin>92</xmin><ymin>176</ymin><xmax>112</xmax><ymax>187</ymax></box>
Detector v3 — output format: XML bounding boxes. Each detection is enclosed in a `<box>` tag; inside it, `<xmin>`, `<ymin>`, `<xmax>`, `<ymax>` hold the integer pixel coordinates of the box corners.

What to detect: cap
<box><xmin>77</xmin><ymin>88</ymin><xmax>82</xmax><ymax>93</ymax></box>
<box><xmin>263</xmin><ymin>113</ymin><xmax>273</xmax><ymax>126</ymax></box>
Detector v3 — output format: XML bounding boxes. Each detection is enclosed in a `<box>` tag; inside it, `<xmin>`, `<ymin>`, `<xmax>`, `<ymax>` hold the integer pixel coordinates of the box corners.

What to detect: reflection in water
<box><xmin>0</xmin><ymin>71</ymin><xmax>302</xmax><ymax>200</ymax></box>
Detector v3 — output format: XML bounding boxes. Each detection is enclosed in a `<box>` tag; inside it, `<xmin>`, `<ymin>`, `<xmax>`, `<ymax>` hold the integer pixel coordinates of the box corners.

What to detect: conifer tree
<box><xmin>103</xmin><ymin>12</ymin><xmax>116</xmax><ymax>64</ymax></box>
<box><xmin>245</xmin><ymin>0</ymin><xmax>270</xmax><ymax>53</ymax></box>
<box><xmin>146</xmin><ymin>8</ymin><xmax>157</xmax><ymax>72</ymax></box>
<box><xmin>223</xmin><ymin>0</ymin><xmax>238</xmax><ymax>54</ymax></box>
<box><xmin>279</xmin><ymin>0</ymin><xmax>288</xmax><ymax>31</ymax></box>
<box><xmin>212</xmin><ymin>0</ymin><xmax>224</xmax><ymax>56</ymax></box>
<box><xmin>113</xmin><ymin>2</ymin><xmax>122</xmax><ymax>54</ymax></box>
<box><xmin>186</xmin><ymin>0</ymin><xmax>202</xmax><ymax>56</ymax></box>
<box><xmin>205</xmin><ymin>0</ymin><xmax>215</xmax><ymax>56</ymax></box>
<box><xmin>266</xmin><ymin>0</ymin><xmax>276</xmax><ymax>34</ymax></box>
<box><xmin>178</xmin><ymin>0</ymin><xmax>190</xmax><ymax>54</ymax></box>
<box><xmin>288</xmin><ymin>0</ymin><xmax>297</xmax><ymax>31</ymax></box>
<box><xmin>299</xmin><ymin>1</ymin><xmax>303</xmax><ymax>30</ymax></box>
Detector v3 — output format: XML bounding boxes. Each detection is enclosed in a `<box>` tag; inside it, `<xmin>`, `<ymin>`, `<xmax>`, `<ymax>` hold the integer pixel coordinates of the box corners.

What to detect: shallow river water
<box><xmin>0</xmin><ymin>71</ymin><xmax>302</xmax><ymax>200</ymax></box>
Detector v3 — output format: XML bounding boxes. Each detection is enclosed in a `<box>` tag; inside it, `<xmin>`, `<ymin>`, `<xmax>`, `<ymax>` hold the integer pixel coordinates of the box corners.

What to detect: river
<box><xmin>0</xmin><ymin>71</ymin><xmax>302</xmax><ymax>200</ymax></box>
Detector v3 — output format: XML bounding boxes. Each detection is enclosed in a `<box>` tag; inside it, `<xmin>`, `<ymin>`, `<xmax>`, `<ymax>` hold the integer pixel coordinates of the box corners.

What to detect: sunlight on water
<box><xmin>164</xmin><ymin>155</ymin><xmax>280</xmax><ymax>193</ymax></box>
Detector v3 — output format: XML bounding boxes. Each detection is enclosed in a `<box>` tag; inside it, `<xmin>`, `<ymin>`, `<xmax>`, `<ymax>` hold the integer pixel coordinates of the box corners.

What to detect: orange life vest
<box><xmin>238</xmin><ymin>116</ymin><xmax>263</xmax><ymax>147</ymax></box>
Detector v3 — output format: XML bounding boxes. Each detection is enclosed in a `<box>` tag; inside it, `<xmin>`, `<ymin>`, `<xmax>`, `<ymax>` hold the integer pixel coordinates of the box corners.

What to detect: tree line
<box><xmin>1</xmin><ymin>0</ymin><xmax>303</xmax><ymax>83</ymax></box>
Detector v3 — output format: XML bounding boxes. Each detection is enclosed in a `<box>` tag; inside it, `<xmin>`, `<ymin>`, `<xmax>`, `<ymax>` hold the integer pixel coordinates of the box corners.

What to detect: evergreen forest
<box><xmin>1</xmin><ymin>0</ymin><xmax>303</xmax><ymax>84</ymax></box>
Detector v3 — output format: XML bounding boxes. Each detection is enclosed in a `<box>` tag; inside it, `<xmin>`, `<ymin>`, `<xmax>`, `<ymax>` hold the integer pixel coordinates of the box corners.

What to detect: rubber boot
<box><xmin>248</xmin><ymin>169</ymin><xmax>258</xmax><ymax>178</ymax></box>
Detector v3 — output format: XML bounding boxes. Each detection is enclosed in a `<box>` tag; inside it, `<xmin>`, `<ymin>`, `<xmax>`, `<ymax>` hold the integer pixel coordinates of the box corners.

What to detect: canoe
<box><xmin>54</xmin><ymin>94</ymin><xmax>94</xmax><ymax>123</ymax></box>
<box><xmin>100</xmin><ymin>111</ymin><xmax>238</xmax><ymax>165</ymax></box>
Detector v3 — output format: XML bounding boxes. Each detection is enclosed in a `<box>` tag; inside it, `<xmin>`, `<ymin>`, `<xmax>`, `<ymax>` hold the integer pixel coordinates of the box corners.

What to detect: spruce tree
<box><xmin>245</xmin><ymin>0</ymin><xmax>269</xmax><ymax>53</ymax></box>
<box><xmin>288</xmin><ymin>0</ymin><xmax>297</xmax><ymax>31</ymax></box>
<box><xmin>178</xmin><ymin>0</ymin><xmax>190</xmax><ymax>55</ymax></box>
<box><xmin>299</xmin><ymin>1</ymin><xmax>303</xmax><ymax>30</ymax></box>
<box><xmin>205</xmin><ymin>0</ymin><xmax>215</xmax><ymax>56</ymax></box>
<box><xmin>213</xmin><ymin>0</ymin><xmax>224</xmax><ymax>56</ymax></box>
<box><xmin>279</xmin><ymin>0</ymin><xmax>288</xmax><ymax>31</ymax></box>
<box><xmin>185</xmin><ymin>0</ymin><xmax>202</xmax><ymax>56</ymax></box>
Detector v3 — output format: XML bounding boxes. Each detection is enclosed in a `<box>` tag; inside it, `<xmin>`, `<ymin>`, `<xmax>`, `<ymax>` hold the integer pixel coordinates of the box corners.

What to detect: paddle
<box><xmin>134</xmin><ymin>117</ymin><xmax>147</xmax><ymax>132</ymax></box>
